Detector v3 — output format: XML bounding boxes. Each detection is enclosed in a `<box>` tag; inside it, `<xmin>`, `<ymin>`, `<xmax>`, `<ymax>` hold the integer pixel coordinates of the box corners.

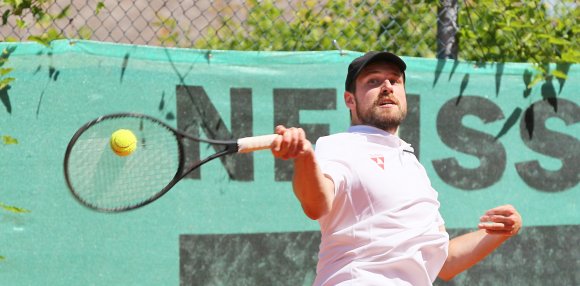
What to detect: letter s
<box><xmin>516</xmin><ymin>98</ymin><xmax>580</xmax><ymax>192</ymax></box>
<box><xmin>433</xmin><ymin>96</ymin><xmax>506</xmax><ymax>190</ymax></box>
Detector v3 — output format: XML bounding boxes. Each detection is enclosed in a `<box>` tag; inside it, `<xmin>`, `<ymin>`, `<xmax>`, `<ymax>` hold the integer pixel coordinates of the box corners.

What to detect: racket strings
<box><xmin>66</xmin><ymin>116</ymin><xmax>181</xmax><ymax>211</ymax></box>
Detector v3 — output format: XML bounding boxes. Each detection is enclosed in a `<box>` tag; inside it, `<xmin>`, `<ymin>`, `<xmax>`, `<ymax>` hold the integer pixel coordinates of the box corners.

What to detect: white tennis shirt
<box><xmin>313</xmin><ymin>125</ymin><xmax>449</xmax><ymax>286</ymax></box>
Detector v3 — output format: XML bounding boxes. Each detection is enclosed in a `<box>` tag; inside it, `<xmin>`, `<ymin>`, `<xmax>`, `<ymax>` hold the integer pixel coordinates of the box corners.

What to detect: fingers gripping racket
<box><xmin>64</xmin><ymin>113</ymin><xmax>278</xmax><ymax>212</ymax></box>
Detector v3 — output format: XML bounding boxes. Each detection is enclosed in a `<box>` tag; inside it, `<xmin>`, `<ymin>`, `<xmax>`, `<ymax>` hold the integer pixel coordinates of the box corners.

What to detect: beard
<box><xmin>355</xmin><ymin>96</ymin><xmax>407</xmax><ymax>131</ymax></box>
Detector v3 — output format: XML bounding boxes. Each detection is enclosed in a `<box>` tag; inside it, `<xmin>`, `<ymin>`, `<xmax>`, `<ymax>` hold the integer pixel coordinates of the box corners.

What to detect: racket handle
<box><xmin>237</xmin><ymin>134</ymin><xmax>279</xmax><ymax>153</ymax></box>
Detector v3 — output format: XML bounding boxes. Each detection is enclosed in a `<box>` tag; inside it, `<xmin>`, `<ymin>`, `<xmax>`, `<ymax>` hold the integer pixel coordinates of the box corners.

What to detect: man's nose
<box><xmin>381</xmin><ymin>80</ymin><xmax>393</xmax><ymax>94</ymax></box>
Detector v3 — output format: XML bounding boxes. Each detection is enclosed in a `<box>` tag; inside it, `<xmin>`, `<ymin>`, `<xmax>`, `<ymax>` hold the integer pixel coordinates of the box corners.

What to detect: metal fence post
<box><xmin>437</xmin><ymin>0</ymin><xmax>459</xmax><ymax>59</ymax></box>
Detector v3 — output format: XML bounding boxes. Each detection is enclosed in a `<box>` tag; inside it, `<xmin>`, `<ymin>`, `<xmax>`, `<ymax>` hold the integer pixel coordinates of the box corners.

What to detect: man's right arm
<box><xmin>271</xmin><ymin>125</ymin><xmax>335</xmax><ymax>220</ymax></box>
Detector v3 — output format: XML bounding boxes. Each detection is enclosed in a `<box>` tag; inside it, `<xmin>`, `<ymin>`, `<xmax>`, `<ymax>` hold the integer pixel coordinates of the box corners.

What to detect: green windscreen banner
<box><xmin>0</xmin><ymin>40</ymin><xmax>578</xmax><ymax>285</ymax></box>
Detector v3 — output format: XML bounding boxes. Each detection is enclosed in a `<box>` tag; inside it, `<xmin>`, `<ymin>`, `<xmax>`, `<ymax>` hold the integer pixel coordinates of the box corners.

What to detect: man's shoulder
<box><xmin>315</xmin><ymin>132</ymin><xmax>356</xmax><ymax>146</ymax></box>
<box><xmin>314</xmin><ymin>133</ymin><xmax>364</xmax><ymax>159</ymax></box>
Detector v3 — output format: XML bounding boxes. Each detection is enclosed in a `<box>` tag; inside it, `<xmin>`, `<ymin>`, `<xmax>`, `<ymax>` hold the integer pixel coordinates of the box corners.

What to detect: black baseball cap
<box><xmin>345</xmin><ymin>51</ymin><xmax>407</xmax><ymax>93</ymax></box>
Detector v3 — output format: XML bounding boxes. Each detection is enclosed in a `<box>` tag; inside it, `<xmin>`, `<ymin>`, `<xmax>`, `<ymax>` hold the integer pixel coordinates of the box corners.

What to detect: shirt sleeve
<box><xmin>314</xmin><ymin>136</ymin><xmax>351</xmax><ymax>196</ymax></box>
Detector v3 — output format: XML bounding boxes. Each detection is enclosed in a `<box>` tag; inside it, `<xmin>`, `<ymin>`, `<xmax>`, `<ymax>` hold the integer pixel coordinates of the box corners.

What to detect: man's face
<box><xmin>345</xmin><ymin>61</ymin><xmax>407</xmax><ymax>134</ymax></box>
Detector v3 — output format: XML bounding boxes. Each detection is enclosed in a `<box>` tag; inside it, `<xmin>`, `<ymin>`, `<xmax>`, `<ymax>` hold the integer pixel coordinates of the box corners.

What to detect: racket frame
<box><xmin>63</xmin><ymin>112</ymin><xmax>241</xmax><ymax>212</ymax></box>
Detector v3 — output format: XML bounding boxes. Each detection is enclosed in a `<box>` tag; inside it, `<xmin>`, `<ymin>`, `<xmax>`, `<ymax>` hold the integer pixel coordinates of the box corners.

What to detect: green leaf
<box><xmin>77</xmin><ymin>26</ymin><xmax>93</xmax><ymax>39</ymax></box>
<box><xmin>15</xmin><ymin>18</ymin><xmax>26</xmax><ymax>29</ymax></box>
<box><xmin>551</xmin><ymin>70</ymin><xmax>567</xmax><ymax>80</ymax></box>
<box><xmin>55</xmin><ymin>5</ymin><xmax>70</xmax><ymax>20</ymax></box>
<box><xmin>0</xmin><ymin>67</ymin><xmax>13</xmax><ymax>76</ymax></box>
<box><xmin>0</xmin><ymin>77</ymin><xmax>15</xmax><ymax>90</ymax></box>
<box><xmin>96</xmin><ymin>2</ymin><xmax>105</xmax><ymax>15</ymax></box>
<box><xmin>27</xmin><ymin>35</ymin><xmax>51</xmax><ymax>46</ymax></box>
<box><xmin>2</xmin><ymin>135</ymin><xmax>18</xmax><ymax>145</ymax></box>
<box><xmin>0</xmin><ymin>202</ymin><xmax>30</xmax><ymax>213</ymax></box>
<box><xmin>561</xmin><ymin>50</ymin><xmax>580</xmax><ymax>63</ymax></box>
<box><xmin>528</xmin><ymin>74</ymin><xmax>544</xmax><ymax>89</ymax></box>
<box><xmin>2</xmin><ymin>9</ymin><xmax>11</xmax><ymax>25</ymax></box>
<box><xmin>4</xmin><ymin>36</ymin><xmax>18</xmax><ymax>42</ymax></box>
<box><xmin>548</xmin><ymin>37</ymin><xmax>571</xmax><ymax>45</ymax></box>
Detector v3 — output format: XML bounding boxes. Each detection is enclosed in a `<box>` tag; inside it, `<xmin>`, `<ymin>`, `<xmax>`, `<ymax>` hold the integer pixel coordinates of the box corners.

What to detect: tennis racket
<box><xmin>63</xmin><ymin>112</ymin><xmax>278</xmax><ymax>212</ymax></box>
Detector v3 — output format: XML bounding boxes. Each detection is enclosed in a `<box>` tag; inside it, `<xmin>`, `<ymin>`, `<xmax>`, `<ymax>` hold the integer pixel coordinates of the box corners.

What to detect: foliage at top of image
<box><xmin>1</xmin><ymin>0</ymin><xmax>104</xmax><ymax>45</ymax></box>
<box><xmin>1</xmin><ymin>0</ymin><xmax>71</xmax><ymax>45</ymax></box>
<box><xmin>189</xmin><ymin>0</ymin><xmax>579</xmax><ymax>66</ymax></box>
<box><xmin>175</xmin><ymin>0</ymin><xmax>577</xmax><ymax>88</ymax></box>
<box><xmin>192</xmin><ymin>0</ymin><xmax>437</xmax><ymax>56</ymax></box>
<box><xmin>459</xmin><ymin>0</ymin><xmax>579</xmax><ymax>64</ymax></box>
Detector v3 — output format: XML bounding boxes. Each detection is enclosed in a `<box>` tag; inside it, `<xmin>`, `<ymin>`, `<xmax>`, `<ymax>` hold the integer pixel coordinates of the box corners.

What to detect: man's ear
<box><xmin>344</xmin><ymin>91</ymin><xmax>355</xmax><ymax>109</ymax></box>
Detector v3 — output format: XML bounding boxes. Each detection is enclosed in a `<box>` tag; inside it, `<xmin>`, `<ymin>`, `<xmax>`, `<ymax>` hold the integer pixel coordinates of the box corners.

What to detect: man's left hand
<box><xmin>478</xmin><ymin>204</ymin><xmax>522</xmax><ymax>237</ymax></box>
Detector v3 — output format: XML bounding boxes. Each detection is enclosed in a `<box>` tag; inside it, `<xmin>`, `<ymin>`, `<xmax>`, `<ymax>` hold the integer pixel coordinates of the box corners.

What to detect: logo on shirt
<box><xmin>370</xmin><ymin>155</ymin><xmax>385</xmax><ymax>170</ymax></box>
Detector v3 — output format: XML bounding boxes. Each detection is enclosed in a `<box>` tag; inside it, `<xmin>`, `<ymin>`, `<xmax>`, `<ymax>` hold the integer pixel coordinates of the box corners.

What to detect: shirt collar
<box><xmin>347</xmin><ymin>125</ymin><xmax>414</xmax><ymax>153</ymax></box>
<box><xmin>348</xmin><ymin>125</ymin><xmax>393</xmax><ymax>137</ymax></box>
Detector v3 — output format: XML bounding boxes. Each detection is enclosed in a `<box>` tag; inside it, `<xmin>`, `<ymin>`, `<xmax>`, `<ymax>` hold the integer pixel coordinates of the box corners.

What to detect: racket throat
<box><xmin>179</xmin><ymin>143</ymin><xmax>239</xmax><ymax>180</ymax></box>
<box><xmin>224</xmin><ymin>142</ymin><xmax>240</xmax><ymax>153</ymax></box>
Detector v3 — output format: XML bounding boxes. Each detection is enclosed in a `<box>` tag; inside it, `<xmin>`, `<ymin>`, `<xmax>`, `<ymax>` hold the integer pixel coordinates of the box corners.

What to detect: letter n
<box><xmin>175</xmin><ymin>85</ymin><xmax>254</xmax><ymax>181</ymax></box>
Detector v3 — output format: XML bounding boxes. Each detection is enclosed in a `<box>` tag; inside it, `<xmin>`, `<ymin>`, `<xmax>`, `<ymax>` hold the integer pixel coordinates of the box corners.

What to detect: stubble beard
<box><xmin>355</xmin><ymin>97</ymin><xmax>407</xmax><ymax>132</ymax></box>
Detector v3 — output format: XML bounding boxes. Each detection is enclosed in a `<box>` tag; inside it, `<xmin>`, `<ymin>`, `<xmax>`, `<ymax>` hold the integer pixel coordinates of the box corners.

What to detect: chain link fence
<box><xmin>0</xmin><ymin>0</ymin><xmax>578</xmax><ymax>61</ymax></box>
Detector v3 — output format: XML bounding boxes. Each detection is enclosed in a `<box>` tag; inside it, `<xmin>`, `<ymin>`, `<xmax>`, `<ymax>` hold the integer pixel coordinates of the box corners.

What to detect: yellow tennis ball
<box><xmin>110</xmin><ymin>129</ymin><xmax>137</xmax><ymax>156</ymax></box>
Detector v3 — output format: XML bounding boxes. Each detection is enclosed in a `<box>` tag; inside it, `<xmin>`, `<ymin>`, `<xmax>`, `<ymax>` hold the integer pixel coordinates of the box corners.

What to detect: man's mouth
<box><xmin>377</xmin><ymin>98</ymin><xmax>397</xmax><ymax>107</ymax></box>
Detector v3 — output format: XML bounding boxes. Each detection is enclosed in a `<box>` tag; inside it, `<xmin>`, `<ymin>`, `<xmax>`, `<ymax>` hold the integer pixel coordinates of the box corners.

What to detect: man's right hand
<box><xmin>271</xmin><ymin>125</ymin><xmax>313</xmax><ymax>160</ymax></box>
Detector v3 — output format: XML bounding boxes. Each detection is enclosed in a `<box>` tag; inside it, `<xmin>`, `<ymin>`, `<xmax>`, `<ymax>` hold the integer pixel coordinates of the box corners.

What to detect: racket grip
<box><xmin>237</xmin><ymin>134</ymin><xmax>279</xmax><ymax>153</ymax></box>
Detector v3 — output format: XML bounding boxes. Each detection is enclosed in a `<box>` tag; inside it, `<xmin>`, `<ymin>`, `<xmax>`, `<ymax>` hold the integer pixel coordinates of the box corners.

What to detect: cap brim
<box><xmin>357</xmin><ymin>52</ymin><xmax>406</xmax><ymax>75</ymax></box>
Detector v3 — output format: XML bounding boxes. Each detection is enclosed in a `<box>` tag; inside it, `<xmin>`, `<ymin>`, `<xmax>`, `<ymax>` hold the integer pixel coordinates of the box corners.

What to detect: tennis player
<box><xmin>271</xmin><ymin>51</ymin><xmax>522</xmax><ymax>285</ymax></box>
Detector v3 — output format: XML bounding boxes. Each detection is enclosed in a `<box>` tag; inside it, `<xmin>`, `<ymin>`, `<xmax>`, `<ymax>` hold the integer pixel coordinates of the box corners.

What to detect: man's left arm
<box><xmin>438</xmin><ymin>204</ymin><xmax>523</xmax><ymax>281</ymax></box>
